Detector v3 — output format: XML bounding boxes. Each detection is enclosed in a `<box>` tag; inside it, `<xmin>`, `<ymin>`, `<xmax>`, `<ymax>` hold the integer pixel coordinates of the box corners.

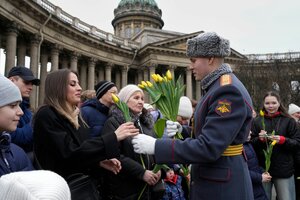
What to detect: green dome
<box><xmin>118</xmin><ymin>0</ymin><xmax>158</xmax><ymax>7</ymax></box>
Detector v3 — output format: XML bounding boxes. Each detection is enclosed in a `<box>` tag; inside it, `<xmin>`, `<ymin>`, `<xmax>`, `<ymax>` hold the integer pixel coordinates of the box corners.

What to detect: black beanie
<box><xmin>95</xmin><ymin>81</ymin><xmax>116</xmax><ymax>99</ymax></box>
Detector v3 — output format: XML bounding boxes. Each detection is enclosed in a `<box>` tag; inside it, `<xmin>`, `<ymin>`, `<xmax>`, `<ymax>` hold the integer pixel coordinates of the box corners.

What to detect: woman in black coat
<box><xmin>251</xmin><ymin>91</ymin><xmax>300</xmax><ymax>200</ymax></box>
<box><xmin>33</xmin><ymin>69</ymin><xmax>139</xmax><ymax>179</ymax></box>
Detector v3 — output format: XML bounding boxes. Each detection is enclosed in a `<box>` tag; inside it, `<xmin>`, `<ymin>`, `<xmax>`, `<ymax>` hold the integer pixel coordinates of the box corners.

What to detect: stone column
<box><xmin>39</xmin><ymin>48</ymin><xmax>48</xmax><ymax>105</ymax></box>
<box><xmin>50</xmin><ymin>44</ymin><xmax>60</xmax><ymax>71</ymax></box>
<box><xmin>87</xmin><ymin>58</ymin><xmax>96</xmax><ymax>90</ymax></box>
<box><xmin>80</xmin><ymin>62</ymin><xmax>87</xmax><ymax>90</ymax></box>
<box><xmin>149</xmin><ymin>65</ymin><xmax>156</xmax><ymax>79</ymax></box>
<box><xmin>137</xmin><ymin>68</ymin><xmax>143</xmax><ymax>83</ymax></box>
<box><xmin>105</xmin><ymin>63</ymin><xmax>113</xmax><ymax>81</ymax></box>
<box><xmin>186</xmin><ymin>68</ymin><xmax>192</xmax><ymax>99</ymax></box>
<box><xmin>121</xmin><ymin>65</ymin><xmax>128</xmax><ymax>88</ymax></box>
<box><xmin>61</xmin><ymin>55</ymin><xmax>69</xmax><ymax>69</ymax></box>
<box><xmin>70</xmin><ymin>52</ymin><xmax>79</xmax><ymax>72</ymax></box>
<box><xmin>168</xmin><ymin>65</ymin><xmax>176</xmax><ymax>79</ymax></box>
<box><xmin>97</xmin><ymin>66</ymin><xmax>104</xmax><ymax>82</ymax></box>
<box><xmin>143</xmin><ymin>66</ymin><xmax>149</xmax><ymax>81</ymax></box>
<box><xmin>115</xmin><ymin>68</ymin><xmax>121</xmax><ymax>89</ymax></box>
<box><xmin>29</xmin><ymin>35</ymin><xmax>40</xmax><ymax>109</ymax></box>
<box><xmin>17</xmin><ymin>39</ymin><xmax>26</xmax><ymax>67</ymax></box>
<box><xmin>143</xmin><ymin>66</ymin><xmax>150</xmax><ymax>102</ymax></box>
<box><xmin>5</xmin><ymin>23</ymin><xmax>19</xmax><ymax>75</ymax></box>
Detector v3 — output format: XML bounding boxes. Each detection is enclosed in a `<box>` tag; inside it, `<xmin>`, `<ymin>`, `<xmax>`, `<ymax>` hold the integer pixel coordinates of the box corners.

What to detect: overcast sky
<box><xmin>48</xmin><ymin>0</ymin><xmax>300</xmax><ymax>54</ymax></box>
<box><xmin>1</xmin><ymin>0</ymin><xmax>300</xmax><ymax>74</ymax></box>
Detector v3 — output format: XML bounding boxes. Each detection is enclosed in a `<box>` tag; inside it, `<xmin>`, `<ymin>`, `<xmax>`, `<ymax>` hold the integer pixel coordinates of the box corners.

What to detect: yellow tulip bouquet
<box><xmin>259</xmin><ymin>110</ymin><xmax>277</xmax><ymax>172</ymax></box>
<box><xmin>138</xmin><ymin>70</ymin><xmax>186</xmax><ymax>139</ymax></box>
<box><xmin>138</xmin><ymin>70</ymin><xmax>190</xmax><ymax>191</ymax></box>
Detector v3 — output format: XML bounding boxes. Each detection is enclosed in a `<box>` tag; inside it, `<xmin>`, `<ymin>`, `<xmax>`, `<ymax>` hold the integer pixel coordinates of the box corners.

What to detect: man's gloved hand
<box><xmin>132</xmin><ymin>134</ymin><xmax>156</xmax><ymax>155</ymax></box>
<box><xmin>165</xmin><ymin>120</ymin><xmax>183</xmax><ymax>138</ymax></box>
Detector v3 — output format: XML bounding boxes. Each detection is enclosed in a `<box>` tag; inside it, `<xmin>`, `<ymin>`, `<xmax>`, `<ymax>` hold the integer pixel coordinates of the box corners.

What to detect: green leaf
<box><xmin>154</xmin><ymin>118</ymin><xmax>167</xmax><ymax>138</ymax></box>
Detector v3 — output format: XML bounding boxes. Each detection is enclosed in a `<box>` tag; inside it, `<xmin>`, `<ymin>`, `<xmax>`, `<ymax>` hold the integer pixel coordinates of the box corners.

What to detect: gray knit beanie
<box><xmin>118</xmin><ymin>84</ymin><xmax>143</xmax><ymax>103</ymax></box>
<box><xmin>0</xmin><ymin>74</ymin><xmax>22</xmax><ymax>107</ymax></box>
<box><xmin>186</xmin><ymin>32</ymin><xmax>231</xmax><ymax>58</ymax></box>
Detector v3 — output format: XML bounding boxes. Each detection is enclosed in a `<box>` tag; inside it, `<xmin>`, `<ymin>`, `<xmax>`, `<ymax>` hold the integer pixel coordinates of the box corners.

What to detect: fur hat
<box><xmin>288</xmin><ymin>103</ymin><xmax>300</xmax><ymax>115</ymax></box>
<box><xmin>0</xmin><ymin>170</ymin><xmax>71</xmax><ymax>200</ymax></box>
<box><xmin>95</xmin><ymin>81</ymin><xmax>116</xmax><ymax>99</ymax></box>
<box><xmin>186</xmin><ymin>32</ymin><xmax>231</xmax><ymax>58</ymax></box>
<box><xmin>178</xmin><ymin>96</ymin><xmax>193</xmax><ymax>119</ymax></box>
<box><xmin>0</xmin><ymin>74</ymin><xmax>22</xmax><ymax>107</ymax></box>
<box><xmin>118</xmin><ymin>84</ymin><xmax>143</xmax><ymax>103</ymax></box>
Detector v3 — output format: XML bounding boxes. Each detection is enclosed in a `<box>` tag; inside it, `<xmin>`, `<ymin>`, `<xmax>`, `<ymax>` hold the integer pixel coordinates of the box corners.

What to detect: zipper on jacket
<box><xmin>1</xmin><ymin>149</ymin><xmax>11</xmax><ymax>172</ymax></box>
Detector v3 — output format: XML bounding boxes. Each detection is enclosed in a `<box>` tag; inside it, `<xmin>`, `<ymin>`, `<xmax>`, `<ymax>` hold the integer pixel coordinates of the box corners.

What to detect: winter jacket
<box><xmin>33</xmin><ymin>105</ymin><xmax>120</xmax><ymax>178</ymax></box>
<box><xmin>244</xmin><ymin>142</ymin><xmax>268</xmax><ymax>200</ymax></box>
<box><xmin>101</xmin><ymin>107</ymin><xmax>158</xmax><ymax>200</ymax></box>
<box><xmin>10</xmin><ymin>99</ymin><xmax>33</xmax><ymax>152</ymax></box>
<box><xmin>0</xmin><ymin>132</ymin><xmax>34</xmax><ymax>176</ymax></box>
<box><xmin>162</xmin><ymin>174</ymin><xmax>185</xmax><ymax>200</ymax></box>
<box><xmin>154</xmin><ymin>65</ymin><xmax>254</xmax><ymax>200</ymax></box>
<box><xmin>81</xmin><ymin>98</ymin><xmax>109</xmax><ymax>138</ymax></box>
<box><xmin>252</xmin><ymin>112</ymin><xmax>300</xmax><ymax>178</ymax></box>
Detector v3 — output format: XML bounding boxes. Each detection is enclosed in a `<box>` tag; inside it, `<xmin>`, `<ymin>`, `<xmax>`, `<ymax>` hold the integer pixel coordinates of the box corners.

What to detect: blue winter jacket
<box><xmin>244</xmin><ymin>142</ymin><xmax>268</xmax><ymax>200</ymax></box>
<box><xmin>10</xmin><ymin>99</ymin><xmax>33</xmax><ymax>152</ymax></box>
<box><xmin>0</xmin><ymin>132</ymin><xmax>34</xmax><ymax>176</ymax></box>
<box><xmin>80</xmin><ymin>98</ymin><xmax>109</xmax><ymax>138</ymax></box>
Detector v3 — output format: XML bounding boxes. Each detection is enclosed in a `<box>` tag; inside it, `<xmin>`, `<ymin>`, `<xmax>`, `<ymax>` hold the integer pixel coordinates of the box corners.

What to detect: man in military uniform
<box><xmin>132</xmin><ymin>32</ymin><xmax>254</xmax><ymax>200</ymax></box>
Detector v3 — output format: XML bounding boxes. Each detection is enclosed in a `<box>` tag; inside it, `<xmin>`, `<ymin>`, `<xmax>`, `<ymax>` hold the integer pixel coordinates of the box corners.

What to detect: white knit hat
<box><xmin>0</xmin><ymin>170</ymin><xmax>71</xmax><ymax>200</ymax></box>
<box><xmin>0</xmin><ymin>74</ymin><xmax>22</xmax><ymax>107</ymax></box>
<box><xmin>288</xmin><ymin>103</ymin><xmax>300</xmax><ymax>115</ymax></box>
<box><xmin>118</xmin><ymin>84</ymin><xmax>143</xmax><ymax>103</ymax></box>
<box><xmin>178</xmin><ymin>96</ymin><xmax>193</xmax><ymax>119</ymax></box>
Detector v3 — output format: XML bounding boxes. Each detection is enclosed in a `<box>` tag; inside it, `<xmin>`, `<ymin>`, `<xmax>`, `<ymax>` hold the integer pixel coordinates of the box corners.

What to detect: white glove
<box><xmin>165</xmin><ymin>120</ymin><xmax>183</xmax><ymax>138</ymax></box>
<box><xmin>132</xmin><ymin>134</ymin><xmax>156</xmax><ymax>155</ymax></box>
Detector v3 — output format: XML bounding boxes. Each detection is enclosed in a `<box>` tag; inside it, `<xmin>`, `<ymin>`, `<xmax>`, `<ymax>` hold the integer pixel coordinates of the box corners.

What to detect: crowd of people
<box><xmin>0</xmin><ymin>31</ymin><xmax>299</xmax><ymax>200</ymax></box>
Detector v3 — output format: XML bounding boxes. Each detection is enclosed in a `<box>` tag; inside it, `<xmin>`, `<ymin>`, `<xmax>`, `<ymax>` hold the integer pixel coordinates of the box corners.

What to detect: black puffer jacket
<box><xmin>101</xmin><ymin>107</ymin><xmax>159</xmax><ymax>200</ymax></box>
<box><xmin>251</xmin><ymin>112</ymin><xmax>300</xmax><ymax>178</ymax></box>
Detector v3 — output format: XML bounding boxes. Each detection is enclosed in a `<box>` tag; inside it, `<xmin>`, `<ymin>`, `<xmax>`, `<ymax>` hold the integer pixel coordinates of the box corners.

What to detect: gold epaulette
<box><xmin>220</xmin><ymin>74</ymin><xmax>232</xmax><ymax>86</ymax></box>
<box><xmin>221</xmin><ymin>144</ymin><xmax>243</xmax><ymax>156</ymax></box>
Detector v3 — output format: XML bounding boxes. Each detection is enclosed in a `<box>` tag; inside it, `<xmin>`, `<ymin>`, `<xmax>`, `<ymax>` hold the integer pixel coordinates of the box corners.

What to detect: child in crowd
<box><xmin>0</xmin><ymin>74</ymin><xmax>34</xmax><ymax>176</ymax></box>
<box><xmin>245</xmin><ymin>131</ymin><xmax>270</xmax><ymax>200</ymax></box>
<box><xmin>162</xmin><ymin>166</ymin><xmax>186</xmax><ymax>200</ymax></box>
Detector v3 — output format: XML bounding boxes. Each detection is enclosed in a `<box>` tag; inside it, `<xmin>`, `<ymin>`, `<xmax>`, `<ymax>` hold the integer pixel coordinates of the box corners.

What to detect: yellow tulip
<box><xmin>259</xmin><ymin>110</ymin><xmax>264</xmax><ymax>117</ymax></box>
<box><xmin>146</xmin><ymin>81</ymin><xmax>153</xmax><ymax>87</ymax></box>
<box><xmin>141</xmin><ymin>81</ymin><xmax>148</xmax><ymax>87</ymax></box>
<box><xmin>111</xmin><ymin>93</ymin><xmax>119</xmax><ymax>103</ymax></box>
<box><xmin>138</xmin><ymin>84</ymin><xmax>145</xmax><ymax>89</ymax></box>
<box><xmin>157</xmin><ymin>74</ymin><xmax>163</xmax><ymax>82</ymax></box>
<box><xmin>151</xmin><ymin>74</ymin><xmax>159</xmax><ymax>82</ymax></box>
<box><xmin>163</xmin><ymin>76</ymin><xmax>168</xmax><ymax>82</ymax></box>
<box><xmin>271</xmin><ymin>140</ymin><xmax>277</xmax><ymax>146</ymax></box>
<box><xmin>166</xmin><ymin>70</ymin><xmax>172</xmax><ymax>80</ymax></box>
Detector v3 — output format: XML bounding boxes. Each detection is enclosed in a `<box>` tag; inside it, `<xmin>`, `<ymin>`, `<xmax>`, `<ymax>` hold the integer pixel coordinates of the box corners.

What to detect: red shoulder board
<box><xmin>220</xmin><ymin>74</ymin><xmax>232</xmax><ymax>86</ymax></box>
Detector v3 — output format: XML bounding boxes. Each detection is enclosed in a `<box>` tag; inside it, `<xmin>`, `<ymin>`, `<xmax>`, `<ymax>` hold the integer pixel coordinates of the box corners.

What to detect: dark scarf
<box><xmin>0</xmin><ymin>132</ymin><xmax>11</xmax><ymax>152</ymax></box>
<box><xmin>201</xmin><ymin>63</ymin><xmax>232</xmax><ymax>90</ymax></box>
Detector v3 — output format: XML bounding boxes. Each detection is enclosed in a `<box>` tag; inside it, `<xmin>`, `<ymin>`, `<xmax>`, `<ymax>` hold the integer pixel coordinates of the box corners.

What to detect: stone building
<box><xmin>0</xmin><ymin>0</ymin><xmax>298</xmax><ymax>109</ymax></box>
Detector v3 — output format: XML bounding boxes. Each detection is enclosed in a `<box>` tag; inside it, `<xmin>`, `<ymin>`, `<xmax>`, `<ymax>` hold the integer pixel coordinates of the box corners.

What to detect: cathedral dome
<box><xmin>112</xmin><ymin>0</ymin><xmax>164</xmax><ymax>38</ymax></box>
<box><xmin>118</xmin><ymin>0</ymin><xmax>158</xmax><ymax>7</ymax></box>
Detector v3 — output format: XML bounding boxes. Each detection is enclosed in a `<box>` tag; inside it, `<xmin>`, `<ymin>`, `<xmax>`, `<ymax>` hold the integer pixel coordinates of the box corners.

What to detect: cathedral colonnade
<box><xmin>0</xmin><ymin>0</ymin><xmax>214</xmax><ymax>109</ymax></box>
